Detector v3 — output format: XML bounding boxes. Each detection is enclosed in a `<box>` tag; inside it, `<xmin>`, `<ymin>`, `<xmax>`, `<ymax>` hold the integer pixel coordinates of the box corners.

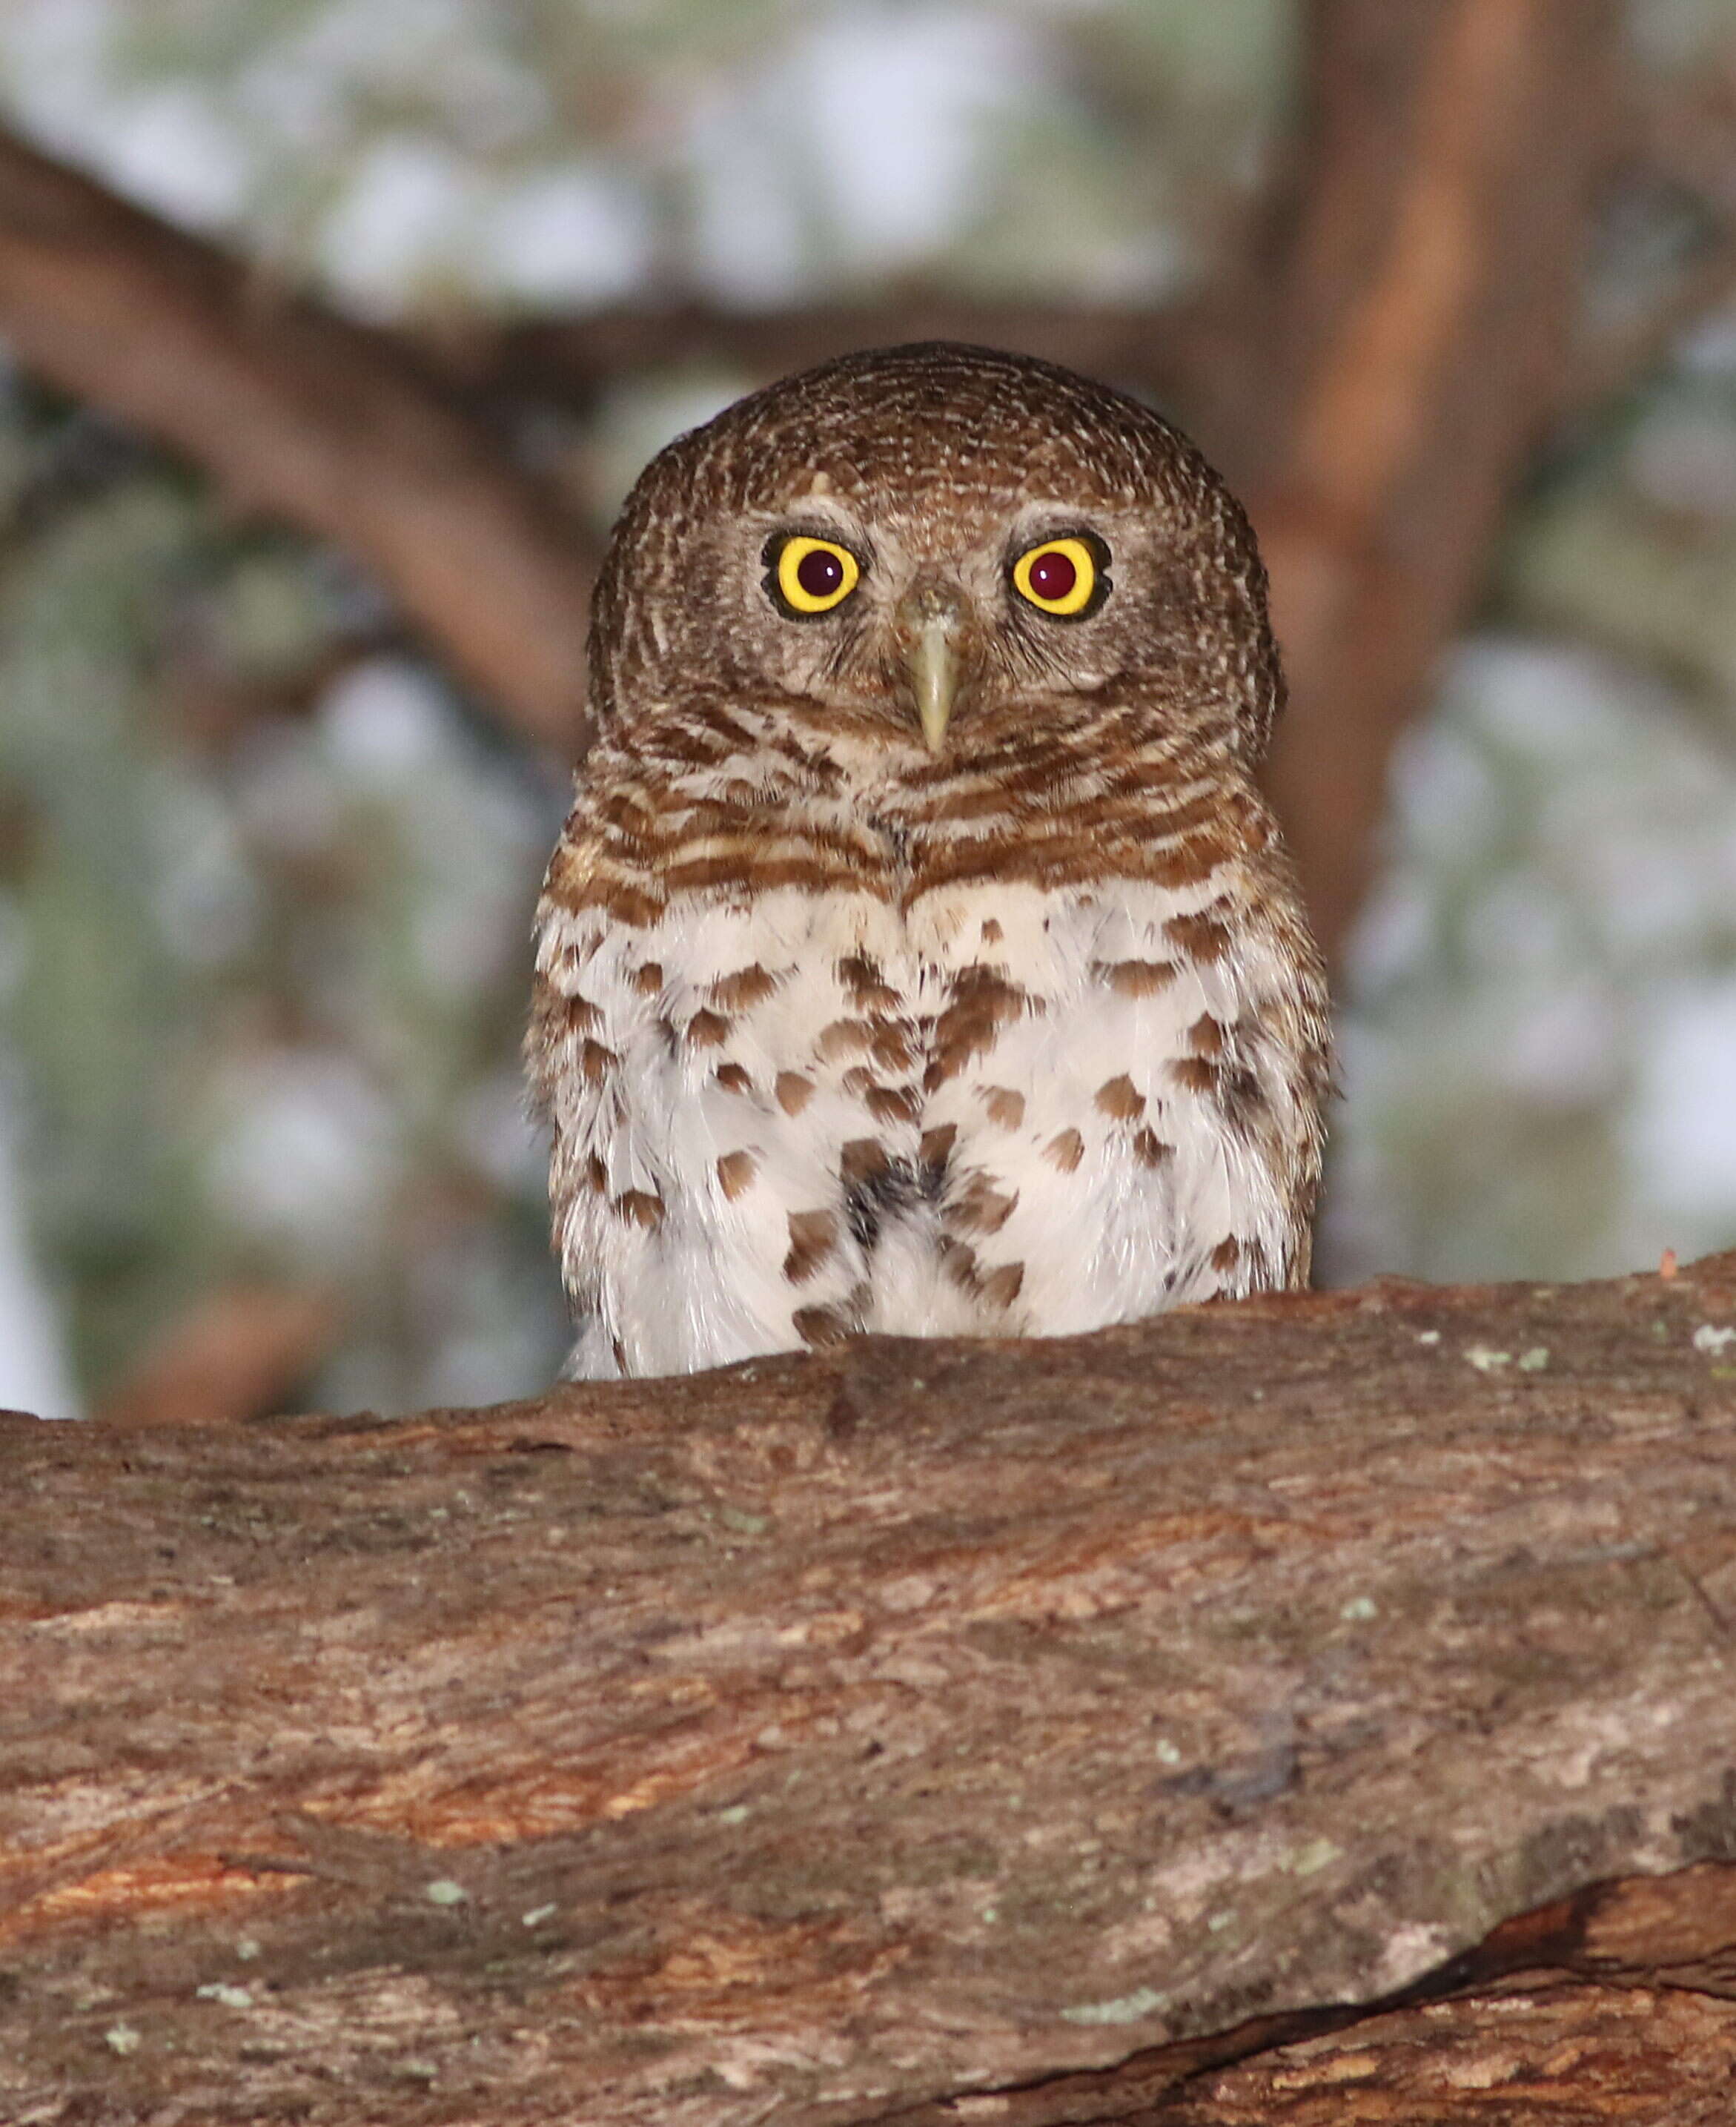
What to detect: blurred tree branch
<box><xmin>1256</xmin><ymin>0</ymin><xmax>1619</xmax><ymax>960</ymax></box>
<box><xmin>0</xmin><ymin>128</ymin><xmax>596</xmax><ymax>750</ymax></box>
<box><xmin>0</xmin><ymin>0</ymin><xmax>1732</xmax><ymax>960</ymax></box>
<box><xmin>452</xmin><ymin>293</ymin><xmax>1253</xmax><ymax>436</ymax></box>
<box><xmin>90</xmin><ymin>1284</ymin><xmax>339</xmax><ymax>1429</ymax></box>
<box><xmin>1560</xmin><ymin>48</ymin><xmax>1736</xmax><ymax>419</ymax></box>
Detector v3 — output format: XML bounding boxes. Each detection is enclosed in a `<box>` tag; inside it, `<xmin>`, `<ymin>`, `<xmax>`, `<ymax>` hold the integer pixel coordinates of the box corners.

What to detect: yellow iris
<box><xmin>1011</xmin><ymin>535</ymin><xmax>1099</xmax><ymax>616</ymax></box>
<box><xmin>773</xmin><ymin>535</ymin><xmax>861</xmax><ymax>615</ymax></box>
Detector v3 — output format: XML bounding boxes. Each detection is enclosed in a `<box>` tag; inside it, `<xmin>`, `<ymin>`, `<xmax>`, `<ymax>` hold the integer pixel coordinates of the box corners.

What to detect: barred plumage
<box><xmin>530</xmin><ymin>343</ymin><xmax>1330</xmax><ymax>1378</ymax></box>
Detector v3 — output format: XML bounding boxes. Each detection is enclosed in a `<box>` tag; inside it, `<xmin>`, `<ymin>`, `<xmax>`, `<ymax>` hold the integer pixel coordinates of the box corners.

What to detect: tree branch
<box><xmin>0</xmin><ymin>128</ymin><xmax>597</xmax><ymax>750</ymax></box>
<box><xmin>1256</xmin><ymin>0</ymin><xmax>1623</xmax><ymax>965</ymax></box>
<box><xmin>90</xmin><ymin>1283</ymin><xmax>339</xmax><ymax>1429</ymax></box>
<box><xmin>1558</xmin><ymin>58</ymin><xmax>1736</xmax><ymax>425</ymax></box>
<box><xmin>4</xmin><ymin>1252</ymin><xmax>1736</xmax><ymax>2121</ymax></box>
<box><xmin>463</xmin><ymin>292</ymin><xmax>1250</xmax><ymax>434</ymax></box>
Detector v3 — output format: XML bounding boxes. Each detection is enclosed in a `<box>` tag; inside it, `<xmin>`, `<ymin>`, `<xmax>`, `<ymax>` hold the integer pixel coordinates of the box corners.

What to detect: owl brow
<box><xmin>1003</xmin><ymin>521</ymin><xmax>1110</xmax><ymax>569</ymax></box>
<box><xmin>761</xmin><ymin>520</ymin><xmax>873</xmax><ymax>570</ymax></box>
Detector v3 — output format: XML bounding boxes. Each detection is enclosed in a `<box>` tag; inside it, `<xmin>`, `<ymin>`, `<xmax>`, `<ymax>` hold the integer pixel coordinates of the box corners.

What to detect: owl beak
<box><xmin>898</xmin><ymin>587</ymin><xmax>969</xmax><ymax>751</ymax></box>
<box><xmin>910</xmin><ymin>620</ymin><xmax>958</xmax><ymax>752</ymax></box>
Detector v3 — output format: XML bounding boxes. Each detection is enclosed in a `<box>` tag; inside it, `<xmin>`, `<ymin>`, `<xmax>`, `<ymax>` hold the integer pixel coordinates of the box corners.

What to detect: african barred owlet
<box><xmin>529</xmin><ymin>343</ymin><xmax>1330</xmax><ymax>1379</ymax></box>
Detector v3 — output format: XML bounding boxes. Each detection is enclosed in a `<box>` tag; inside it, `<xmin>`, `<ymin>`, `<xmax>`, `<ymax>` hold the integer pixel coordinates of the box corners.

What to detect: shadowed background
<box><xmin>0</xmin><ymin>0</ymin><xmax>1732</xmax><ymax>1420</ymax></box>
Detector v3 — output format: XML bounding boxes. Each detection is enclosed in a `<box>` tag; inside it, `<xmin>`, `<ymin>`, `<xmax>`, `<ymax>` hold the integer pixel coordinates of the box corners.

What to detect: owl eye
<box><xmin>766</xmin><ymin>534</ymin><xmax>862</xmax><ymax>618</ymax></box>
<box><xmin>1011</xmin><ymin>534</ymin><xmax>1108</xmax><ymax>618</ymax></box>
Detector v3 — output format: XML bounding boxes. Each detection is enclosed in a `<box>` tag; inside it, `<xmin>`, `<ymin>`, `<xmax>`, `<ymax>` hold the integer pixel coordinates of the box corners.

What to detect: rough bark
<box><xmin>4</xmin><ymin>1251</ymin><xmax>1735</xmax><ymax>2123</ymax></box>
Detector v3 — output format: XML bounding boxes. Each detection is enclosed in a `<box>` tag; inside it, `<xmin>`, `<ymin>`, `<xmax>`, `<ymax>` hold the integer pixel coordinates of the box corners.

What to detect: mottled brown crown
<box><xmin>586</xmin><ymin>341</ymin><xmax>1284</xmax><ymax>762</ymax></box>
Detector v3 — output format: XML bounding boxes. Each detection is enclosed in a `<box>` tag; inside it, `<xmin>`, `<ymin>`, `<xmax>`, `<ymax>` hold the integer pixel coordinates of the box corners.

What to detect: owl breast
<box><xmin>531</xmin><ymin>738</ymin><xmax>1325</xmax><ymax>1379</ymax></box>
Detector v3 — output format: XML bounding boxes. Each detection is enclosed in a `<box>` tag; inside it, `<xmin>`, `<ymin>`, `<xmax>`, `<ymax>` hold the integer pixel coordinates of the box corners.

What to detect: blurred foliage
<box><xmin>0</xmin><ymin>384</ymin><xmax>569</xmax><ymax>1408</ymax></box>
<box><xmin>0</xmin><ymin>0</ymin><xmax>1734</xmax><ymax>1413</ymax></box>
<box><xmin>0</xmin><ymin>0</ymin><xmax>1296</xmax><ymax>310</ymax></box>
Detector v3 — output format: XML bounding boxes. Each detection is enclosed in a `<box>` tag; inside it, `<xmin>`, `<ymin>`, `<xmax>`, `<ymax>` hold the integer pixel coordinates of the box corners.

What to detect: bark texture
<box><xmin>4</xmin><ymin>1251</ymin><xmax>1736</xmax><ymax>2123</ymax></box>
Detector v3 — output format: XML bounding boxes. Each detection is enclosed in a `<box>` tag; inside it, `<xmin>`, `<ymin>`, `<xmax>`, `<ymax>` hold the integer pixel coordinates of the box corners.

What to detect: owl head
<box><xmin>586</xmin><ymin>343</ymin><xmax>1281</xmax><ymax>770</ymax></box>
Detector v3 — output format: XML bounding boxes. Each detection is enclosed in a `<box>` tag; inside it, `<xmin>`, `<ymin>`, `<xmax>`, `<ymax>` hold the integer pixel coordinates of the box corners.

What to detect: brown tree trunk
<box><xmin>1256</xmin><ymin>0</ymin><xmax>1620</xmax><ymax>962</ymax></box>
<box><xmin>5</xmin><ymin>1251</ymin><xmax>1735</xmax><ymax>2122</ymax></box>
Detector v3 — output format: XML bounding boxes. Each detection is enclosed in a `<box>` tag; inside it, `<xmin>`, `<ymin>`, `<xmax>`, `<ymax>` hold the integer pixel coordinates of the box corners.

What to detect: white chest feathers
<box><xmin>532</xmin><ymin>873</ymin><xmax>1322</xmax><ymax>1379</ymax></box>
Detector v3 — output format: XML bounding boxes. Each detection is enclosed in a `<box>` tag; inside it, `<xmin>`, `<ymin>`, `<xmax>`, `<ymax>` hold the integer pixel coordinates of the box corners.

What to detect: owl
<box><xmin>529</xmin><ymin>343</ymin><xmax>1330</xmax><ymax>1380</ymax></box>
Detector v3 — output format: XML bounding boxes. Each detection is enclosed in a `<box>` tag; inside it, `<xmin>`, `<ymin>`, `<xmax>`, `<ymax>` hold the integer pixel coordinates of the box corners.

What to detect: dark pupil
<box><xmin>1029</xmin><ymin>548</ymin><xmax>1077</xmax><ymax>601</ymax></box>
<box><xmin>795</xmin><ymin>546</ymin><xmax>845</xmax><ymax>600</ymax></box>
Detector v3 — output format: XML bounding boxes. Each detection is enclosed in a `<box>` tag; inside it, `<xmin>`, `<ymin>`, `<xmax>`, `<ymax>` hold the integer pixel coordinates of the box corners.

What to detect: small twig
<box><xmin>93</xmin><ymin>1283</ymin><xmax>340</xmax><ymax>1427</ymax></box>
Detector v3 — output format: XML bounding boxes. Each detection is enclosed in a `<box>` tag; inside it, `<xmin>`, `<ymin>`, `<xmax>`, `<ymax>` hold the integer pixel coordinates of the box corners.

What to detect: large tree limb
<box><xmin>0</xmin><ymin>128</ymin><xmax>597</xmax><ymax>750</ymax></box>
<box><xmin>4</xmin><ymin>1253</ymin><xmax>1736</xmax><ymax>2121</ymax></box>
<box><xmin>1257</xmin><ymin>0</ymin><xmax>1620</xmax><ymax>962</ymax></box>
